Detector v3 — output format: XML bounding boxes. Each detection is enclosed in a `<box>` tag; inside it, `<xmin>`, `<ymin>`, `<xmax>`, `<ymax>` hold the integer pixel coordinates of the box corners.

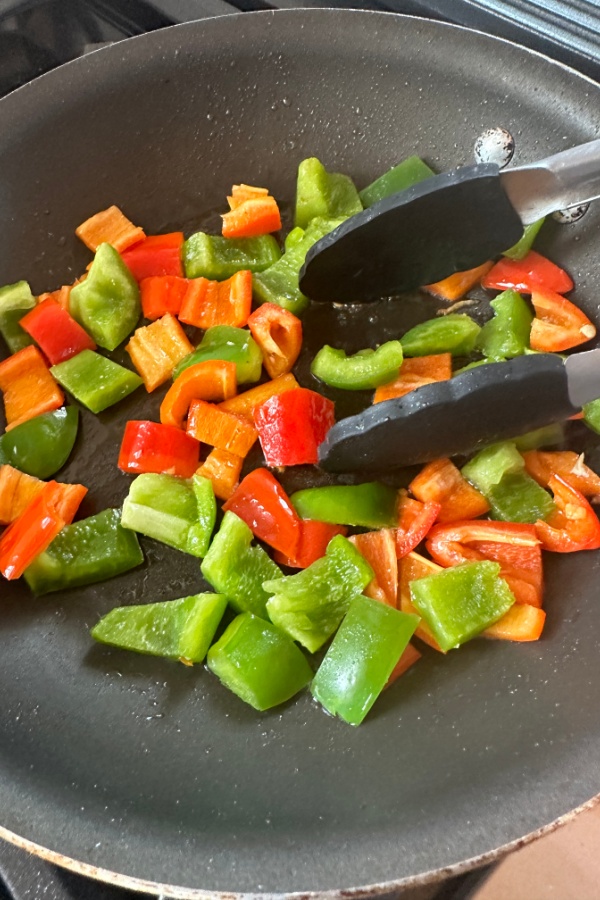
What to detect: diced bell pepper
<box><xmin>401</xmin><ymin>314</ymin><xmax>480</xmax><ymax>357</ymax></box>
<box><xmin>126</xmin><ymin>314</ymin><xmax>193</xmax><ymax>392</ymax></box>
<box><xmin>223</xmin><ymin>468</ymin><xmax>302</xmax><ymax>559</ymax></box>
<box><xmin>51</xmin><ymin>350</ymin><xmax>142</xmax><ymax>413</ymax></box>
<box><xmin>311</xmin><ymin>595</ymin><xmax>419</xmax><ymax>725</ymax></box>
<box><xmin>118</xmin><ymin>420</ymin><xmax>200</xmax><ymax>478</ymax></box>
<box><xmin>0</xmin><ymin>345</ymin><xmax>64</xmax><ymax>430</ymax></box>
<box><xmin>121</xmin><ymin>473</ymin><xmax>216</xmax><ymax>557</ymax></box>
<box><xmin>174</xmin><ymin>325</ymin><xmax>262</xmax><ymax>385</ymax></box>
<box><xmin>183</xmin><ymin>232</ymin><xmax>281</xmax><ymax>280</ymax></box>
<box><xmin>410</xmin><ymin>560</ymin><xmax>515</xmax><ymax>651</ymax></box>
<box><xmin>121</xmin><ymin>233</ymin><xmax>184</xmax><ymax>280</ymax></box>
<box><xmin>295</xmin><ymin>157</ymin><xmax>362</xmax><ymax>228</ymax></box>
<box><xmin>207</xmin><ymin>613</ymin><xmax>313</xmax><ymax>711</ymax></box>
<box><xmin>311</xmin><ymin>340</ymin><xmax>404</xmax><ymax>390</ymax></box>
<box><xmin>70</xmin><ymin>243</ymin><xmax>141</xmax><ymax>350</ymax></box>
<box><xmin>254</xmin><ymin>388</ymin><xmax>335</xmax><ymax>467</ymax></box>
<box><xmin>24</xmin><ymin>508</ymin><xmax>144</xmax><ymax>595</ymax></box>
<box><xmin>359</xmin><ymin>155</ymin><xmax>434</xmax><ymax>208</ymax></box>
<box><xmin>92</xmin><ymin>593</ymin><xmax>227</xmax><ymax>663</ymax></box>
<box><xmin>264</xmin><ymin>534</ymin><xmax>373</xmax><ymax>652</ymax></box>
<box><xmin>291</xmin><ymin>481</ymin><xmax>398</xmax><ymax>529</ymax></box>
<box><xmin>20</xmin><ymin>297</ymin><xmax>96</xmax><ymax>364</ymax></box>
<box><xmin>201</xmin><ymin>511</ymin><xmax>282</xmax><ymax>618</ymax></box>
<box><xmin>477</xmin><ymin>290</ymin><xmax>532</xmax><ymax>360</ymax></box>
<box><xmin>0</xmin><ymin>406</ymin><xmax>79</xmax><ymax>479</ymax></box>
<box><xmin>247</xmin><ymin>303</ymin><xmax>303</xmax><ymax>379</ymax></box>
<box><xmin>0</xmin><ymin>281</ymin><xmax>36</xmax><ymax>353</ymax></box>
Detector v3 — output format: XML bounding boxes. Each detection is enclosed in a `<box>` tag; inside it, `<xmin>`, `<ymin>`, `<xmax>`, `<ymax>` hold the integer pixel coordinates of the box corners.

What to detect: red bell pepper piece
<box><xmin>395</xmin><ymin>489</ymin><xmax>440</xmax><ymax>559</ymax></box>
<box><xmin>273</xmin><ymin>520</ymin><xmax>348</xmax><ymax>568</ymax></box>
<box><xmin>140</xmin><ymin>276</ymin><xmax>189</xmax><ymax>320</ymax></box>
<box><xmin>349</xmin><ymin>529</ymin><xmax>398</xmax><ymax>607</ymax></box>
<box><xmin>121</xmin><ymin>233</ymin><xmax>184</xmax><ymax>281</ymax></box>
<box><xmin>19</xmin><ymin>297</ymin><xmax>96</xmax><ymax>365</ymax></box>
<box><xmin>535</xmin><ymin>474</ymin><xmax>600</xmax><ymax>552</ymax></box>
<box><xmin>0</xmin><ymin>481</ymin><xmax>65</xmax><ymax>580</ymax></box>
<box><xmin>529</xmin><ymin>287</ymin><xmax>596</xmax><ymax>352</ymax></box>
<box><xmin>254</xmin><ymin>388</ymin><xmax>335</xmax><ymax>467</ymax></box>
<box><xmin>481</xmin><ymin>250</ymin><xmax>574</xmax><ymax>294</ymax></box>
<box><xmin>523</xmin><ymin>450</ymin><xmax>600</xmax><ymax>498</ymax></box>
<box><xmin>409</xmin><ymin>458</ymin><xmax>490</xmax><ymax>523</ymax></box>
<box><xmin>223</xmin><ymin>467</ymin><xmax>302</xmax><ymax>559</ymax></box>
<box><xmin>118</xmin><ymin>420</ymin><xmax>200</xmax><ymax>478</ymax></box>
<box><xmin>426</xmin><ymin>520</ymin><xmax>543</xmax><ymax>607</ymax></box>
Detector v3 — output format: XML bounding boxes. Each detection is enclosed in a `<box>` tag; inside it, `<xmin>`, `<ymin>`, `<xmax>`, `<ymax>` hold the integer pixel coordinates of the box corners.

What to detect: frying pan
<box><xmin>1</xmin><ymin>10</ymin><xmax>600</xmax><ymax>897</ymax></box>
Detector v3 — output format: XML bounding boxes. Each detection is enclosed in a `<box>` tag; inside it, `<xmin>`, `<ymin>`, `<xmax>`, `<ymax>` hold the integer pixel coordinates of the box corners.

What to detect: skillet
<box><xmin>1</xmin><ymin>10</ymin><xmax>600</xmax><ymax>897</ymax></box>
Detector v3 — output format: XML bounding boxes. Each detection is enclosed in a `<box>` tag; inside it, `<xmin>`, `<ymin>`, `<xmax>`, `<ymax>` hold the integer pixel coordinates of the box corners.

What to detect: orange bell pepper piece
<box><xmin>187</xmin><ymin>400</ymin><xmax>257</xmax><ymax>457</ymax></box>
<box><xmin>196</xmin><ymin>448</ymin><xmax>243</xmax><ymax>501</ymax></box>
<box><xmin>37</xmin><ymin>284</ymin><xmax>72</xmax><ymax>312</ymax></box>
<box><xmin>222</xmin><ymin>196</ymin><xmax>282</xmax><ymax>239</ymax></box>
<box><xmin>140</xmin><ymin>276</ymin><xmax>189</xmax><ymax>321</ymax></box>
<box><xmin>160</xmin><ymin>360</ymin><xmax>237</xmax><ymax>430</ymax></box>
<box><xmin>0</xmin><ymin>465</ymin><xmax>45</xmax><ymax>525</ymax></box>
<box><xmin>0</xmin><ymin>481</ymin><xmax>66</xmax><ymax>580</ymax></box>
<box><xmin>0</xmin><ymin>465</ymin><xmax>86</xmax><ymax>527</ymax></box>
<box><xmin>483</xmin><ymin>603</ymin><xmax>546</xmax><ymax>642</ymax></box>
<box><xmin>409</xmin><ymin>457</ymin><xmax>490</xmax><ymax>523</ymax></box>
<box><xmin>247</xmin><ymin>303</ymin><xmax>303</xmax><ymax>379</ymax></box>
<box><xmin>179</xmin><ymin>270</ymin><xmax>252</xmax><ymax>329</ymax></box>
<box><xmin>0</xmin><ymin>345</ymin><xmax>64</xmax><ymax>431</ymax></box>
<box><xmin>373</xmin><ymin>353</ymin><xmax>452</xmax><ymax>404</ymax></box>
<box><xmin>349</xmin><ymin>529</ymin><xmax>398</xmax><ymax>607</ymax></box>
<box><xmin>529</xmin><ymin>287</ymin><xmax>596</xmax><ymax>352</ymax></box>
<box><xmin>424</xmin><ymin>261</ymin><xmax>493</xmax><ymax>301</ymax></box>
<box><xmin>227</xmin><ymin>184</ymin><xmax>270</xmax><ymax>209</ymax></box>
<box><xmin>126</xmin><ymin>314</ymin><xmax>194</xmax><ymax>392</ymax></box>
<box><xmin>398</xmin><ymin>551</ymin><xmax>445</xmax><ymax>652</ymax></box>
<box><xmin>523</xmin><ymin>449</ymin><xmax>600</xmax><ymax>498</ymax></box>
<box><xmin>75</xmin><ymin>205</ymin><xmax>145</xmax><ymax>253</ymax></box>
<box><xmin>219</xmin><ymin>372</ymin><xmax>299</xmax><ymax>423</ymax></box>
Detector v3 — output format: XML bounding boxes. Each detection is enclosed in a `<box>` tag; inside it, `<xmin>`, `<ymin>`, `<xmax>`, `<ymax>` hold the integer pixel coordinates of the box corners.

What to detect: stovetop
<box><xmin>1</xmin><ymin>0</ymin><xmax>599</xmax><ymax>897</ymax></box>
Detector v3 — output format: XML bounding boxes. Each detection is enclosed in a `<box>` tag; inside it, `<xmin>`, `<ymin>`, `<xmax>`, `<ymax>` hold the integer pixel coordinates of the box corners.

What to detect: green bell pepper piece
<box><xmin>0</xmin><ymin>281</ymin><xmax>36</xmax><ymax>353</ymax></box>
<box><xmin>91</xmin><ymin>592</ymin><xmax>227</xmax><ymax>664</ymax></box>
<box><xmin>477</xmin><ymin>290</ymin><xmax>532</xmax><ymax>361</ymax></box>
<box><xmin>284</xmin><ymin>226</ymin><xmax>305</xmax><ymax>251</ymax></box>
<box><xmin>462</xmin><ymin>441</ymin><xmax>556</xmax><ymax>524</ymax></box>
<box><xmin>410</xmin><ymin>560</ymin><xmax>515</xmax><ymax>651</ymax></box>
<box><xmin>121</xmin><ymin>473</ymin><xmax>216</xmax><ymax>557</ymax></box>
<box><xmin>503</xmin><ymin>218</ymin><xmax>545</xmax><ymax>260</ymax></box>
<box><xmin>173</xmin><ymin>325</ymin><xmax>262</xmax><ymax>384</ymax></box>
<box><xmin>0</xmin><ymin>406</ymin><xmax>78</xmax><ymax>479</ymax></box>
<box><xmin>207</xmin><ymin>613</ymin><xmax>313</xmax><ymax>711</ymax></box>
<box><xmin>583</xmin><ymin>398</ymin><xmax>600</xmax><ymax>435</ymax></box>
<box><xmin>311</xmin><ymin>595</ymin><xmax>419</xmax><ymax>725</ymax></box>
<box><xmin>401</xmin><ymin>314</ymin><xmax>481</xmax><ymax>357</ymax></box>
<box><xmin>51</xmin><ymin>350</ymin><xmax>142</xmax><ymax>413</ymax></box>
<box><xmin>70</xmin><ymin>243</ymin><xmax>140</xmax><ymax>351</ymax></box>
<box><xmin>24</xmin><ymin>508</ymin><xmax>143</xmax><ymax>596</ymax></box>
<box><xmin>513</xmin><ymin>423</ymin><xmax>564</xmax><ymax>451</ymax></box>
<box><xmin>359</xmin><ymin>155</ymin><xmax>435</xmax><ymax>208</ymax></box>
<box><xmin>311</xmin><ymin>340</ymin><xmax>404</xmax><ymax>390</ymax></box>
<box><xmin>253</xmin><ymin>216</ymin><xmax>346</xmax><ymax>316</ymax></box>
<box><xmin>201</xmin><ymin>511</ymin><xmax>282</xmax><ymax>618</ymax></box>
<box><xmin>294</xmin><ymin>157</ymin><xmax>363</xmax><ymax>229</ymax></box>
<box><xmin>291</xmin><ymin>482</ymin><xmax>398</xmax><ymax>528</ymax></box>
<box><xmin>183</xmin><ymin>232</ymin><xmax>281</xmax><ymax>280</ymax></box>
<box><xmin>264</xmin><ymin>535</ymin><xmax>373</xmax><ymax>653</ymax></box>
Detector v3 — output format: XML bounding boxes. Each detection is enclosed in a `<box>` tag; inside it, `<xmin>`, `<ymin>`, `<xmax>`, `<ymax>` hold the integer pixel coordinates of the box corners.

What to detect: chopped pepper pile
<box><xmin>2</xmin><ymin>156</ymin><xmax>600</xmax><ymax>727</ymax></box>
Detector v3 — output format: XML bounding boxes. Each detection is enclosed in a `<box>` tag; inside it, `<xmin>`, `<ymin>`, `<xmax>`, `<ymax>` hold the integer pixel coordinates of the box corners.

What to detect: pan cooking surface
<box><xmin>1</xmin><ymin>11</ymin><xmax>600</xmax><ymax>895</ymax></box>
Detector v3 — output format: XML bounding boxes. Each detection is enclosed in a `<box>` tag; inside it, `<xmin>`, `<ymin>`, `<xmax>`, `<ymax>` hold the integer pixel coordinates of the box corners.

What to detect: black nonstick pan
<box><xmin>2</xmin><ymin>10</ymin><xmax>600</xmax><ymax>897</ymax></box>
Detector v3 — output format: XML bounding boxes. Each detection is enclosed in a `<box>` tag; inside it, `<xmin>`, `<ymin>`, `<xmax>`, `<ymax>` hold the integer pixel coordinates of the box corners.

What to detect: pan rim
<box><xmin>2</xmin><ymin>7</ymin><xmax>600</xmax><ymax>896</ymax></box>
<box><xmin>2</xmin><ymin>795</ymin><xmax>599</xmax><ymax>898</ymax></box>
